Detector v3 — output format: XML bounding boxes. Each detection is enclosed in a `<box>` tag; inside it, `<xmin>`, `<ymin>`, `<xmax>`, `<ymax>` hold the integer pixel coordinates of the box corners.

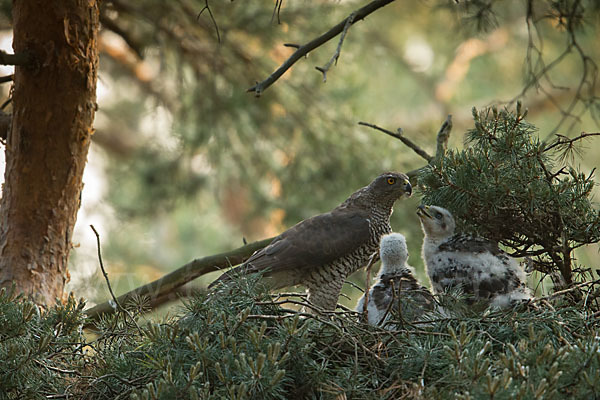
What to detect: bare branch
<box><xmin>197</xmin><ymin>0</ymin><xmax>220</xmax><ymax>43</ymax></box>
<box><xmin>143</xmin><ymin>284</ymin><xmax>201</xmax><ymax>310</ymax></box>
<box><xmin>0</xmin><ymin>110</ymin><xmax>11</xmax><ymax>143</ymax></box>
<box><xmin>533</xmin><ymin>278</ymin><xmax>600</xmax><ymax>303</ymax></box>
<box><xmin>435</xmin><ymin>114</ymin><xmax>452</xmax><ymax>159</ymax></box>
<box><xmin>360</xmin><ymin>115</ymin><xmax>452</xmax><ymax>185</ymax></box>
<box><xmin>90</xmin><ymin>225</ymin><xmax>142</xmax><ymax>334</ymax></box>
<box><xmin>248</xmin><ymin>0</ymin><xmax>397</xmax><ymax>96</ymax></box>
<box><xmin>378</xmin><ymin>278</ymin><xmax>396</xmax><ymax>327</ymax></box>
<box><xmin>358</xmin><ymin>121</ymin><xmax>433</xmax><ymax>162</ymax></box>
<box><xmin>361</xmin><ymin>253</ymin><xmax>378</xmax><ymax>323</ymax></box>
<box><xmin>515</xmin><ymin>0</ymin><xmax>599</xmax><ymax>136</ymax></box>
<box><xmin>272</xmin><ymin>0</ymin><xmax>284</xmax><ymax>24</ymax></box>
<box><xmin>0</xmin><ymin>50</ymin><xmax>34</xmax><ymax>66</ymax></box>
<box><xmin>0</xmin><ymin>97</ymin><xmax>11</xmax><ymax>111</ymax></box>
<box><xmin>99</xmin><ymin>36</ymin><xmax>177</xmax><ymax>112</ymax></box>
<box><xmin>315</xmin><ymin>12</ymin><xmax>356</xmax><ymax>82</ymax></box>
<box><xmin>85</xmin><ymin>236</ymin><xmax>274</xmax><ymax>322</ymax></box>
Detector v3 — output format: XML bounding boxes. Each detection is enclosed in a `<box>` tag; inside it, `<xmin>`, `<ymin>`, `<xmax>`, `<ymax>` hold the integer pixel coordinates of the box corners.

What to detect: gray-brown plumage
<box><xmin>210</xmin><ymin>172</ymin><xmax>412</xmax><ymax>311</ymax></box>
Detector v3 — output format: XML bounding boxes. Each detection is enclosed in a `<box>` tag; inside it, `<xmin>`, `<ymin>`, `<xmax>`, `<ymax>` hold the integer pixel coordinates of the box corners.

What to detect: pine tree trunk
<box><xmin>0</xmin><ymin>1</ymin><xmax>99</xmax><ymax>305</ymax></box>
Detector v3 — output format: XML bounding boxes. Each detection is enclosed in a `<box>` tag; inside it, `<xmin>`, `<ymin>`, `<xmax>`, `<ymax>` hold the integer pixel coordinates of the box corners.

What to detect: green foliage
<box><xmin>0</xmin><ymin>288</ymin><xmax>86</xmax><ymax>399</ymax></box>
<box><xmin>2</xmin><ymin>281</ymin><xmax>600</xmax><ymax>399</ymax></box>
<box><xmin>419</xmin><ymin>104</ymin><xmax>600</xmax><ymax>284</ymax></box>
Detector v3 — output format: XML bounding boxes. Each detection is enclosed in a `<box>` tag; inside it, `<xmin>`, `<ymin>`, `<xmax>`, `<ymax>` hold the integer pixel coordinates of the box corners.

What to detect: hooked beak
<box><xmin>416</xmin><ymin>205</ymin><xmax>431</xmax><ymax>218</ymax></box>
<box><xmin>404</xmin><ymin>181</ymin><xmax>412</xmax><ymax>197</ymax></box>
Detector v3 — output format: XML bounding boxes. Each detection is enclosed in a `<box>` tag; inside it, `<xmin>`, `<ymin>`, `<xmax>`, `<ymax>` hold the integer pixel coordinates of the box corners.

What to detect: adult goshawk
<box><xmin>211</xmin><ymin>172</ymin><xmax>412</xmax><ymax>311</ymax></box>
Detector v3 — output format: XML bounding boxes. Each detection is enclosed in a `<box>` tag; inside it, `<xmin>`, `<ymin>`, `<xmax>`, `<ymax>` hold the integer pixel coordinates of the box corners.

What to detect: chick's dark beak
<box><xmin>416</xmin><ymin>205</ymin><xmax>431</xmax><ymax>218</ymax></box>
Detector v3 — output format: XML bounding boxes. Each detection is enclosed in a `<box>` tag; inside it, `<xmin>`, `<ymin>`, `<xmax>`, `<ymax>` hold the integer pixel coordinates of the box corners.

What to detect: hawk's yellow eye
<box><xmin>387</xmin><ymin>177</ymin><xmax>396</xmax><ymax>185</ymax></box>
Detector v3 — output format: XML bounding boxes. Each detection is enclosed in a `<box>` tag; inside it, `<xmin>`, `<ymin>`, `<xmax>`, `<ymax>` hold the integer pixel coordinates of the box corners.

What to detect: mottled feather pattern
<box><xmin>369</xmin><ymin>272</ymin><xmax>435</xmax><ymax>322</ymax></box>
<box><xmin>356</xmin><ymin>233</ymin><xmax>435</xmax><ymax>326</ymax></box>
<box><xmin>239</xmin><ymin>209</ymin><xmax>372</xmax><ymax>288</ymax></box>
<box><xmin>438</xmin><ymin>234</ymin><xmax>507</xmax><ymax>258</ymax></box>
<box><xmin>210</xmin><ymin>172</ymin><xmax>412</xmax><ymax>311</ymax></box>
<box><xmin>418</xmin><ymin>205</ymin><xmax>532</xmax><ymax>308</ymax></box>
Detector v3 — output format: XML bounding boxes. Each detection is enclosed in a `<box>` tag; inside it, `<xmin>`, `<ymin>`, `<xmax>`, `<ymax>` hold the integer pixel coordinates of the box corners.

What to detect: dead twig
<box><xmin>435</xmin><ymin>114</ymin><xmax>452</xmax><ymax>159</ymax></box>
<box><xmin>197</xmin><ymin>0</ymin><xmax>220</xmax><ymax>43</ymax></box>
<box><xmin>361</xmin><ymin>253</ymin><xmax>379</xmax><ymax>323</ymax></box>
<box><xmin>315</xmin><ymin>12</ymin><xmax>355</xmax><ymax>82</ymax></box>
<box><xmin>361</xmin><ymin>115</ymin><xmax>453</xmax><ymax>185</ymax></box>
<box><xmin>90</xmin><ymin>225</ymin><xmax>142</xmax><ymax>334</ymax></box>
<box><xmin>248</xmin><ymin>0</ymin><xmax>396</xmax><ymax>96</ymax></box>
<box><xmin>358</xmin><ymin>122</ymin><xmax>433</xmax><ymax>162</ymax></box>
<box><xmin>378</xmin><ymin>278</ymin><xmax>397</xmax><ymax>327</ymax></box>
<box><xmin>271</xmin><ymin>0</ymin><xmax>284</xmax><ymax>24</ymax></box>
<box><xmin>533</xmin><ymin>278</ymin><xmax>600</xmax><ymax>303</ymax></box>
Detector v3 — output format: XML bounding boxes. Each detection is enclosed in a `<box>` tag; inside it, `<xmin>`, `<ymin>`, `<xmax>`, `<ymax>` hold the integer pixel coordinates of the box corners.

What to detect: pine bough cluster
<box><xmin>419</xmin><ymin>104</ymin><xmax>600</xmax><ymax>287</ymax></box>
<box><xmin>1</xmin><ymin>279</ymin><xmax>600</xmax><ymax>399</ymax></box>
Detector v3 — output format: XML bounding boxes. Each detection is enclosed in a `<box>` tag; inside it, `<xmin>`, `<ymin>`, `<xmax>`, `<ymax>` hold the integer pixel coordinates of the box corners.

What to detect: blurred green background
<box><xmin>36</xmin><ymin>1</ymin><xmax>598</xmax><ymax>310</ymax></box>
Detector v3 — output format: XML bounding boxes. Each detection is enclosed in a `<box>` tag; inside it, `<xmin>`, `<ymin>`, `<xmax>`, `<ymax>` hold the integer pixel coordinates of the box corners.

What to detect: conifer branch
<box><xmin>543</xmin><ymin>132</ymin><xmax>600</xmax><ymax>154</ymax></box>
<box><xmin>519</xmin><ymin>0</ymin><xmax>599</xmax><ymax>135</ymax></box>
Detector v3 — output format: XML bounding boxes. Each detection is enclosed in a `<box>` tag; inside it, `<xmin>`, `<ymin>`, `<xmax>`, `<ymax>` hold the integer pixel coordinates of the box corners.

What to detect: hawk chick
<box><xmin>210</xmin><ymin>172</ymin><xmax>412</xmax><ymax>311</ymax></box>
<box><xmin>417</xmin><ymin>205</ymin><xmax>532</xmax><ymax>308</ymax></box>
<box><xmin>356</xmin><ymin>233</ymin><xmax>434</xmax><ymax>326</ymax></box>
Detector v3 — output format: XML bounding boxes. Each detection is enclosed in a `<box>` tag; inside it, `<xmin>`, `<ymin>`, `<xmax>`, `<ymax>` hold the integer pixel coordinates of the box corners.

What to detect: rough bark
<box><xmin>0</xmin><ymin>1</ymin><xmax>99</xmax><ymax>305</ymax></box>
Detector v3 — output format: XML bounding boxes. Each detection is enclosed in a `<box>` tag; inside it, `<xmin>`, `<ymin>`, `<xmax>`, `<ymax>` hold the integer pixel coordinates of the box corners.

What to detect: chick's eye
<box><xmin>435</xmin><ymin>212</ymin><xmax>443</xmax><ymax>220</ymax></box>
<box><xmin>387</xmin><ymin>177</ymin><xmax>396</xmax><ymax>185</ymax></box>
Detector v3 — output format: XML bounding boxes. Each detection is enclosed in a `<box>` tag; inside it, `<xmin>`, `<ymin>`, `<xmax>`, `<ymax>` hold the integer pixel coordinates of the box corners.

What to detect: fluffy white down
<box><xmin>356</xmin><ymin>233</ymin><xmax>437</xmax><ymax>326</ymax></box>
<box><xmin>378</xmin><ymin>233</ymin><xmax>409</xmax><ymax>276</ymax></box>
<box><xmin>356</xmin><ymin>233</ymin><xmax>411</xmax><ymax>325</ymax></box>
<box><xmin>490</xmin><ymin>289</ymin><xmax>532</xmax><ymax>308</ymax></box>
<box><xmin>423</xmin><ymin>248</ymin><xmax>527</xmax><ymax>290</ymax></box>
<box><xmin>355</xmin><ymin>292</ymin><xmax>387</xmax><ymax>326</ymax></box>
<box><xmin>419</xmin><ymin>205</ymin><xmax>532</xmax><ymax>308</ymax></box>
